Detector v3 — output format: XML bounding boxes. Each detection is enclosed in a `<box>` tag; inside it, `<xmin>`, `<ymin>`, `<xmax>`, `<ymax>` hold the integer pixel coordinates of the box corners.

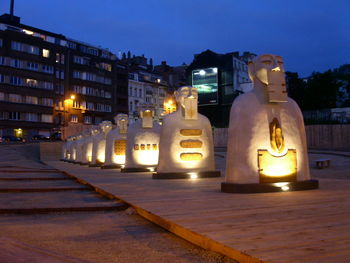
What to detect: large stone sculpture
<box><xmin>72</xmin><ymin>133</ymin><xmax>84</xmax><ymax>164</ymax></box>
<box><xmin>61</xmin><ymin>137</ymin><xmax>72</xmax><ymax>161</ymax></box>
<box><xmin>89</xmin><ymin>121</ymin><xmax>113</xmax><ymax>167</ymax></box>
<box><xmin>80</xmin><ymin>127</ymin><xmax>98</xmax><ymax>165</ymax></box>
<box><xmin>102</xmin><ymin>114</ymin><xmax>129</xmax><ymax>169</ymax></box>
<box><xmin>67</xmin><ymin>135</ymin><xmax>77</xmax><ymax>163</ymax></box>
<box><xmin>153</xmin><ymin>86</ymin><xmax>220</xmax><ymax>179</ymax></box>
<box><xmin>122</xmin><ymin>105</ymin><xmax>161</xmax><ymax>172</ymax></box>
<box><xmin>222</xmin><ymin>54</ymin><xmax>318</xmax><ymax>193</ymax></box>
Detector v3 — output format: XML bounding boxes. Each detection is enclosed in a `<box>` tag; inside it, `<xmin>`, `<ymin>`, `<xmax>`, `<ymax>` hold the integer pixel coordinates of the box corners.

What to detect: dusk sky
<box><xmin>2</xmin><ymin>0</ymin><xmax>349</xmax><ymax>77</ymax></box>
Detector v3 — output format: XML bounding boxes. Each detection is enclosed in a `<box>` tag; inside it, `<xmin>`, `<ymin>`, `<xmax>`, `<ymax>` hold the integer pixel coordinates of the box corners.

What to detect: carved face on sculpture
<box><xmin>175</xmin><ymin>86</ymin><xmax>198</xmax><ymax>120</ymax></box>
<box><xmin>115</xmin><ymin>114</ymin><xmax>128</xmax><ymax>134</ymax></box>
<box><xmin>269</xmin><ymin>118</ymin><xmax>285</xmax><ymax>154</ymax></box>
<box><xmin>99</xmin><ymin>121</ymin><xmax>113</xmax><ymax>134</ymax></box>
<box><xmin>249</xmin><ymin>54</ymin><xmax>287</xmax><ymax>103</ymax></box>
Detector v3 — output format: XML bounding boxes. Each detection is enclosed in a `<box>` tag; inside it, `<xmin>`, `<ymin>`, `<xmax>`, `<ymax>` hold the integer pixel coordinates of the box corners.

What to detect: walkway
<box><xmin>47</xmin><ymin>154</ymin><xmax>350</xmax><ymax>263</ymax></box>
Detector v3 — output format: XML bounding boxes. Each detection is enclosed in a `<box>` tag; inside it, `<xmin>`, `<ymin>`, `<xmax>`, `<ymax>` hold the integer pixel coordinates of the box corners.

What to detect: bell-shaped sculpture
<box><xmin>80</xmin><ymin>127</ymin><xmax>98</xmax><ymax>165</ymax></box>
<box><xmin>222</xmin><ymin>54</ymin><xmax>318</xmax><ymax>193</ymax></box>
<box><xmin>102</xmin><ymin>114</ymin><xmax>129</xmax><ymax>169</ymax></box>
<box><xmin>73</xmin><ymin>131</ymin><xmax>89</xmax><ymax>164</ymax></box>
<box><xmin>89</xmin><ymin>121</ymin><xmax>113</xmax><ymax>167</ymax></box>
<box><xmin>67</xmin><ymin>135</ymin><xmax>78</xmax><ymax>163</ymax></box>
<box><xmin>122</xmin><ymin>105</ymin><xmax>161</xmax><ymax>172</ymax></box>
<box><xmin>153</xmin><ymin>86</ymin><xmax>220</xmax><ymax>179</ymax></box>
<box><xmin>61</xmin><ymin>136</ymin><xmax>73</xmax><ymax>161</ymax></box>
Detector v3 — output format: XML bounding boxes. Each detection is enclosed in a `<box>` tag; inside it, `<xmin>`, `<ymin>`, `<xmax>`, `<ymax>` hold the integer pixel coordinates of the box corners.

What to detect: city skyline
<box><xmin>1</xmin><ymin>0</ymin><xmax>349</xmax><ymax>77</ymax></box>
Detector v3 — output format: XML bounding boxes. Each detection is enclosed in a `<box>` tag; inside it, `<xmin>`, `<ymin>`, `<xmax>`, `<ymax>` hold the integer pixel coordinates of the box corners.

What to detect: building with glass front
<box><xmin>186</xmin><ymin>49</ymin><xmax>256</xmax><ymax>127</ymax></box>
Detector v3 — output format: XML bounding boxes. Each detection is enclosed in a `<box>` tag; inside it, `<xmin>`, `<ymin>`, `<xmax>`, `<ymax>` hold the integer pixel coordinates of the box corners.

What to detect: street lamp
<box><xmin>62</xmin><ymin>94</ymin><xmax>75</xmax><ymax>140</ymax></box>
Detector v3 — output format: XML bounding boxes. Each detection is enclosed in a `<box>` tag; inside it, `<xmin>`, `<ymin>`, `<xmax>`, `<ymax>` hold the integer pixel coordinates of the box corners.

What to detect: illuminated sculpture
<box><xmin>61</xmin><ymin>137</ymin><xmax>72</xmax><ymax>161</ymax></box>
<box><xmin>67</xmin><ymin>135</ymin><xmax>77</xmax><ymax>163</ymax></box>
<box><xmin>222</xmin><ymin>54</ymin><xmax>318</xmax><ymax>193</ymax></box>
<box><xmin>102</xmin><ymin>114</ymin><xmax>129</xmax><ymax>169</ymax></box>
<box><xmin>80</xmin><ymin>127</ymin><xmax>98</xmax><ymax>165</ymax></box>
<box><xmin>71</xmin><ymin>134</ymin><xmax>84</xmax><ymax>164</ymax></box>
<box><xmin>122</xmin><ymin>105</ymin><xmax>161</xmax><ymax>172</ymax></box>
<box><xmin>153</xmin><ymin>86</ymin><xmax>220</xmax><ymax>179</ymax></box>
<box><xmin>89</xmin><ymin>121</ymin><xmax>113</xmax><ymax>167</ymax></box>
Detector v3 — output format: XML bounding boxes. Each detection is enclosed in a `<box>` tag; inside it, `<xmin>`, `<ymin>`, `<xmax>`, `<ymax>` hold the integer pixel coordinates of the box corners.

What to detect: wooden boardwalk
<box><xmin>47</xmin><ymin>161</ymin><xmax>350</xmax><ymax>263</ymax></box>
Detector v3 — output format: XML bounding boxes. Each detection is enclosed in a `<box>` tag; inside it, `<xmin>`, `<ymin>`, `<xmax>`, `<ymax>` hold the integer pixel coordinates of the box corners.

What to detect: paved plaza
<box><xmin>1</xmin><ymin>143</ymin><xmax>350</xmax><ymax>262</ymax></box>
<box><xmin>0</xmin><ymin>144</ymin><xmax>236</xmax><ymax>263</ymax></box>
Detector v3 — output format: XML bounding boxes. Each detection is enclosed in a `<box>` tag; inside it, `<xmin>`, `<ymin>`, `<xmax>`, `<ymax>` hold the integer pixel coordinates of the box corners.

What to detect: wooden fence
<box><xmin>214</xmin><ymin>125</ymin><xmax>350</xmax><ymax>151</ymax></box>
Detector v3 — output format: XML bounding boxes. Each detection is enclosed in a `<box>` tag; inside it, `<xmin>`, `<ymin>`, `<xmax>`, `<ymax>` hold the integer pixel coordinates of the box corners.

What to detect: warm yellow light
<box><xmin>273</xmin><ymin>182</ymin><xmax>290</xmax><ymax>191</ymax></box>
<box><xmin>120</xmin><ymin>164</ymin><xmax>125</xmax><ymax>169</ymax></box>
<box><xmin>42</xmin><ymin>49</ymin><xmax>50</xmax><ymax>58</ymax></box>
<box><xmin>113</xmin><ymin>155</ymin><xmax>125</xmax><ymax>165</ymax></box>
<box><xmin>258</xmin><ymin>149</ymin><xmax>297</xmax><ymax>183</ymax></box>
<box><xmin>97</xmin><ymin>152</ymin><xmax>105</xmax><ymax>163</ymax></box>
<box><xmin>23</xmin><ymin>29</ymin><xmax>34</xmax><ymax>35</ymax></box>
<box><xmin>272</xmin><ymin>66</ymin><xmax>280</xmax><ymax>72</ymax></box>
<box><xmin>147</xmin><ymin>167</ymin><xmax>155</xmax><ymax>172</ymax></box>
<box><xmin>188</xmin><ymin>172</ymin><xmax>198</xmax><ymax>179</ymax></box>
<box><xmin>134</xmin><ymin>150</ymin><xmax>159</xmax><ymax>166</ymax></box>
<box><xmin>70</xmin><ymin>95</ymin><xmax>76</xmax><ymax>100</ymax></box>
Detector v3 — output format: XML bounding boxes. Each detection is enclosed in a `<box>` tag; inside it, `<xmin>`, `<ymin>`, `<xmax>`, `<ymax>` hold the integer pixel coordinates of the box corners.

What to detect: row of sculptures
<box><xmin>61</xmin><ymin>54</ymin><xmax>318</xmax><ymax>193</ymax></box>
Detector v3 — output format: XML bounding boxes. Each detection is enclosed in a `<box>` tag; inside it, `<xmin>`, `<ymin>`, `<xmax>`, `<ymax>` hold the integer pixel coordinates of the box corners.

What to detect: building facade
<box><xmin>123</xmin><ymin>55</ymin><xmax>168</xmax><ymax>123</ymax></box>
<box><xmin>0</xmin><ymin>14</ymin><xmax>127</xmax><ymax>139</ymax></box>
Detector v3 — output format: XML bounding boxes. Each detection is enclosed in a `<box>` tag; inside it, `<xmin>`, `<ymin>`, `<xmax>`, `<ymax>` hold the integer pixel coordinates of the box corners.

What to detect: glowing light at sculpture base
<box><xmin>258</xmin><ymin>149</ymin><xmax>297</xmax><ymax>184</ymax></box>
<box><xmin>113</xmin><ymin>155</ymin><xmax>125</xmax><ymax>165</ymax></box>
<box><xmin>134</xmin><ymin>151</ymin><xmax>159</xmax><ymax>166</ymax></box>
<box><xmin>97</xmin><ymin>152</ymin><xmax>105</xmax><ymax>163</ymax></box>
<box><xmin>188</xmin><ymin>172</ymin><xmax>198</xmax><ymax>179</ymax></box>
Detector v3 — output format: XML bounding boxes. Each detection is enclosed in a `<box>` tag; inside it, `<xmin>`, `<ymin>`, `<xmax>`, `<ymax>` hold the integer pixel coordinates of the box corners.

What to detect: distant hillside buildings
<box><xmin>0</xmin><ymin>11</ymin><xmax>257</xmax><ymax>139</ymax></box>
<box><xmin>0</xmin><ymin>13</ymin><xmax>128</xmax><ymax>138</ymax></box>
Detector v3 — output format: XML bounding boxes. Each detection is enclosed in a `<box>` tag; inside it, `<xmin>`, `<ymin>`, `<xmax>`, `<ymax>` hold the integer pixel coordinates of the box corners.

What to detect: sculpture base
<box><xmin>153</xmin><ymin>171</ymin><xmax>221</xmax><ymax>180</ymax></box>
<box><xmin>101</xmin><ymin>164</ymin><xmax>122</xmax><ymax>169</ymax></box>
<box><xmin>121</xmin><ymin>167</ymin><xmax>155</xmax><ymax>173</ymax></box>
<box><xmin>89</xmin><ymin>163</ymin><xmax>102</xmax><ymax>167</ymax></box>
<box><xmin>221</xmin><ymin>180</ymin><xmax>319</xmax><ymax>193</ymax></box>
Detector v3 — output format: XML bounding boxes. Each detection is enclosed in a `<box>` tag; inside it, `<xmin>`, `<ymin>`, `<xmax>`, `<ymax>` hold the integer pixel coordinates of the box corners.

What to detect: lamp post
<box><xmin>62</xmin><ymin>94</ymin><xmax>75</xmax><ymax>140</ymax></box>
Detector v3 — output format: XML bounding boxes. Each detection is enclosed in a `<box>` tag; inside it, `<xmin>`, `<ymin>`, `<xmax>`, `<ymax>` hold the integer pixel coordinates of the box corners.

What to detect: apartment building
<box><xmin>123</xmin><ymin>54</ymin><xmax>168</xmax><ymax>123</ymax></box>
<box><xmin>0</xmin><ymin>13</ymin><xmax>128</xmax><ymax>139</ymax></box>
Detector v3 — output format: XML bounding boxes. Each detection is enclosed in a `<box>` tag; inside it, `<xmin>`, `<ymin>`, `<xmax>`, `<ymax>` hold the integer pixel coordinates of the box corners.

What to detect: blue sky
<box><xmin>2</xmin><ymin>0</ymin><xmax>349</xmax><ymax>77</ymax></box>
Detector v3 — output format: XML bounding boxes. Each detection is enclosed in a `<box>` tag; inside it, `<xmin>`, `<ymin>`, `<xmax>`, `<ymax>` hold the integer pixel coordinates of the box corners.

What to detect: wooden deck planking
<box><xmin>47</xmin><ymin>161</ymin><xmax>350</xmax><ymax>263</ymax></box>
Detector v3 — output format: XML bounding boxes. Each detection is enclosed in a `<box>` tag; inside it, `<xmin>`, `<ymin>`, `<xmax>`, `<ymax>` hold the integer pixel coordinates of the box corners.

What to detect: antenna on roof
<box><xmin>10</xmin><ymin>0</ymin><xmax>15</xmax><ymax>20</ymax></box>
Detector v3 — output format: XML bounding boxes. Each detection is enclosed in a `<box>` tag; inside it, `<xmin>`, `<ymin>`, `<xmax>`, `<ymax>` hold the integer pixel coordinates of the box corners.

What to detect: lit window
<box><xmin>23</xmin><ymin>29</ymin><xmax>34</xmax><ymax>35</ymax></box>
<box><xmin>42</xmin><ymin>49</ymin><xmax>50</xmax><ymax>58</ymax></box>
<box><xmin>25</xmin><ymin>96</ymin><xmax>38</xmax><ymax>104</ymax></box>
<box><xmin>70</xmin><ymin>115</ymin><xmax>78</xmax><ymax>123</ymax></box>
<box><xmin>26</xmin><ymin>79</ymin><xmax>38</xmax><ymax>87</ymax></box>
<box><xmin>84</xmin><ymin>115</ymin><xmax>92</xmax><ymax>124</ymax></box>
<box><xmin>9</xmin><ymin>94</ymin><xmax>22</xmax><ymax>103</ymax></box>
<box><xmin>42</xmin><ymin>114</ymin><xmax>53</xmax><ymax>123</ymax></box>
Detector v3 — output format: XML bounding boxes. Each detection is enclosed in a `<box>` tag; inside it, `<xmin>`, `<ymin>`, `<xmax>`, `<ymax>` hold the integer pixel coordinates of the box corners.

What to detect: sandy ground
<box><xmin>0</xmin><ymin>143</ymin><xmax>237</xmax><ymax>263</ymax></box>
